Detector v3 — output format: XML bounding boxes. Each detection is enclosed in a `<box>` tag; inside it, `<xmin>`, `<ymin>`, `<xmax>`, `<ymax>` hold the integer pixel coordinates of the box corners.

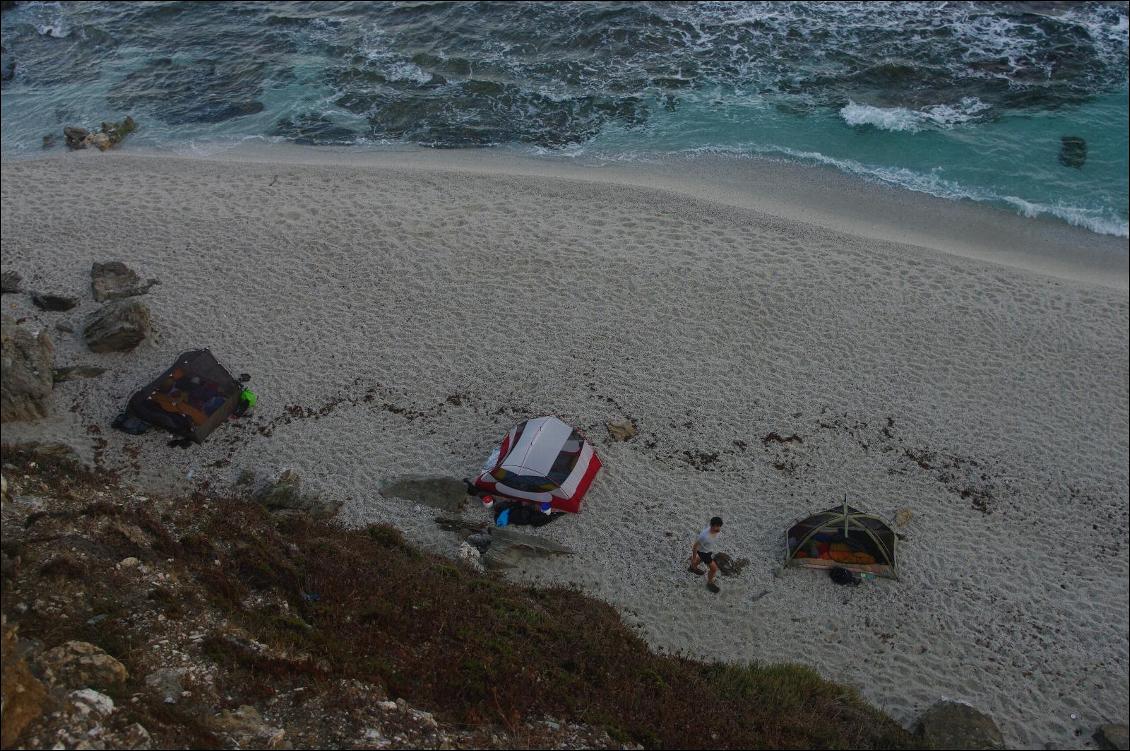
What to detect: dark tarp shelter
<box><xmin>784</xmin><ymin>499</ymin><xmax>898</xmax><ymax>579</ymax></box>
<box><xmin>127</xmin><ymin>349</ymin><xmax>242</xmax><ymax>442</ymax></box>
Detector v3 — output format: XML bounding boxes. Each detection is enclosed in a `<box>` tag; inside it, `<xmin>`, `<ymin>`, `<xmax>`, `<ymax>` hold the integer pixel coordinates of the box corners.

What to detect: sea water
<box><xmin>1</xmin><ymin>1</ymin><xmax>1126</xmax><ymax>237</ymax></box>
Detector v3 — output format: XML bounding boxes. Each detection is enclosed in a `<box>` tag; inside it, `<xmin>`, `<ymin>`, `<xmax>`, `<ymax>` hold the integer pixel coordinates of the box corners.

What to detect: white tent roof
<box><xmin>499</xmin><ymin>416</ymin><xmax>573</xmax><ymax>476</ymax></box>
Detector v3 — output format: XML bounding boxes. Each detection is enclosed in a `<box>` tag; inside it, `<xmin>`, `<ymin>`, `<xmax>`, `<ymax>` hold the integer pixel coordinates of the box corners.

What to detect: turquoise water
<box><xmin>2</xmin><ymin>1</ymin><xmax>1127</xmax><ymax>237</ymax></box>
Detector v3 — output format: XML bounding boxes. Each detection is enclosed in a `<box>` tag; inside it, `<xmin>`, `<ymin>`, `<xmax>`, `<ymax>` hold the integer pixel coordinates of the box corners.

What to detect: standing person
<box><xmin>689</xmin><ymin>516</ymin><xmax>724</xmax><ymax>593</ymax></box>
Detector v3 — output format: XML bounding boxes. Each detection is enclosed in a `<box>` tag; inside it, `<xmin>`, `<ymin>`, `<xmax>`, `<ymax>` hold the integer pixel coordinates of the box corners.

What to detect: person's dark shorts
<box><xmin>698</xmin><ymin>551</ymin><xmax>715</xmax><ymax>567</ymax></box>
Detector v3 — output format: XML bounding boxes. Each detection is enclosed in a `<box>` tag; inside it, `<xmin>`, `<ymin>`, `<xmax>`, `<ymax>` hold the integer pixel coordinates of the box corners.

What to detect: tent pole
<box><xmin>843</xmin><ymin>494</ymin><xmax>849</xmax><ymax>538</ymax></box>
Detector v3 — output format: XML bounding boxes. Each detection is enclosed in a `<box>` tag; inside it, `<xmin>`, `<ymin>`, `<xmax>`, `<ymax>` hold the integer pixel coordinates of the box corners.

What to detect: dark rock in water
<box><xmin>190</xmin><ymin>100</ymin><xmax>264</xmax><ymax>124</ymax></box>
<box><xmin>0</xmin><ymin>271</ymin><xmax>22</xmax><ymax>294</ymax></box>
<box><xmin>914</xmin><ymin>700</ymin><xmax>1004</xmax><ymax>750</ymax></box>
<box><xmin>0</xmin><ymin>48</ymin><xmax>14</xmax><ymax>82</ymax></box>
<box><xmin>1059</xmin><ymin>135</ymin><xmax>1086</xmax><ymax>168</ymax></box>
<box><xmin>64</xmin><ymin>126</ymin><xmax>90</xmax><ymax>150</ymax></box>
<box><xmin>0</xmin><ymin>2</ymin><xmax>16</xmax><ymax>12</ymax></box>
<box><xmin>91</xmin><ymin>261</ymin><xmax>157</xmax><ymax>302</ymax></box>
<box><xmin>1095</xmin><ymin>724</ymin><xmax>1129</xmax><ymax>751</ymax></box>
<box><xmin>83</xmin><ymin>300</ymin><xmax>151</xmax><ymax>353</ymax></box>
<box><xmin>31</xmin><ymin>292</ymin><xmax>79</xmax><ymax>312</ymax></box>
<box><xmin>1</xmin><ymin>315</ymin><xmax>54</xmax><ymax>423</ymax></box>
<box><xmin>42</xmin><ymin>134</ymin><xmax>57</xmax><ymax>149</ymax></box>
<box><xmin>272</xmin><ymin>113</ymin><xmax>357</xmax><ymax>145</ymax></box>
<box><xmin>381</xmin><ymin>477</ymin><xmax>467</xmax><ymax>512</ymax></box>
<box><xmin>53</xmin><ymin>365</ymin><xmax>107</xmax><ymax>383</ymax></box>
<box><xmin>254</xmin><ymin>470</ymin><xmax>341</xmax><ymax>518</ymax></box>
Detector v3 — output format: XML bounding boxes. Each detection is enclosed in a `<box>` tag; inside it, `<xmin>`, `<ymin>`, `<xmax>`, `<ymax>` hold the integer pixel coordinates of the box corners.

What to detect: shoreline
<box><xmin>5</xmin><ymin>143</ymin><xmax>1129</xmax><ymax>291</ymax></box>
<box><xmin>1</xmin><ymin>152</ymin><xmax>1127</xmax><ymax>749</ymax></box>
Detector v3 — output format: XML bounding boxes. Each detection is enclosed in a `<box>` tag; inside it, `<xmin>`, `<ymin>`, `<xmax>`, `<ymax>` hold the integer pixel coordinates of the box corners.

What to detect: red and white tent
<box><xmin>472</xmin><ymin>416</ymin><xmax>601</xmax><ymax>513</ymax></box>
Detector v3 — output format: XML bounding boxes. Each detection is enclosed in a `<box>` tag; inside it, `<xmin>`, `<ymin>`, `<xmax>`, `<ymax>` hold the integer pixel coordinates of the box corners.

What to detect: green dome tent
<box><xmin>783</xmin><ymin>498</ymin><xmax>898</xmax><ymax>579</ymax></box>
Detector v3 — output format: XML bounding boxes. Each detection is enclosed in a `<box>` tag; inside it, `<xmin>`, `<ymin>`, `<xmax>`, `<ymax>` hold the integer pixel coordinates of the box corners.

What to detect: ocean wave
<box><xmin>840</xmin><ymin>98</ymin><xmax>990</xmax><ymax>132</ymax></box>
<box><xmin>747</xmin><ymin>144</ymin><xmax>1129</xmax><ymax>238</ymax></box>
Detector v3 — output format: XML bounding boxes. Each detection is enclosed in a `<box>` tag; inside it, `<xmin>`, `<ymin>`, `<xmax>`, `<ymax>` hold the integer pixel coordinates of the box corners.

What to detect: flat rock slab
<box><xmin>483</xmin><ymin>526</ymin><xmax>574</xmax><ymax>569</ymax></box>
<box><xmin>381</xmin><ymin>477</ymin><xmax>467</xmax><ymax>512</ymax></box>
<box><xmin>90</xmin><ymin>261</ymin><xmax>157</xmax><ymax>302</ymax></box>
<box><xmin>31</xmin><ymin>293</ymin><xmax>79</xmax><ymax>311</ymax></box>
<box><xmin>915</xmin><ymin>700</ymin><xmax>1004</xmax><ymax>750</ymax></box>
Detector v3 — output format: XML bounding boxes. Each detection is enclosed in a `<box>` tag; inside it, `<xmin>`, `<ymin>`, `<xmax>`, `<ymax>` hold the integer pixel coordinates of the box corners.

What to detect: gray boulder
<box><xmin>0</xmin><ymin>270</ymin><xmax>21</xmax><ymax>294</ymax></box>
<box><xmin>91</xmin><ymin>261</ymin><xmax>157</xmax><ymax>302</ymax></box>
<box><xmin>914</xmin><ymin>700</ymin><xmax>1004</xmax><ymax>750</ymax></box>
<box><xmin>1</xmin><ymin>316</ymin><xmax>54</xmax><ymax>422</ymax></box>
<box><xmin>1095</xmin><ymin>724</ymin><xmax>1129</xmax><ymax>751</ymax></box>
<box><xmin>482</xmin><ymin>526</ymin><xmax>573</xmax><ymax>570</ymax></box>
<box><xmin>31</xmin><ymin>292</ymin><xmax>79</xmax><ymax>312</ymax></box>
<box><xmin>64</xmin><ymin>126</ymin><xmax>89</xmax><ymax>149</ymax></box>
<box><xmin>83</xmin><ymin>299</ymin><xmax>151</xmax><ymax>352</ymax></box>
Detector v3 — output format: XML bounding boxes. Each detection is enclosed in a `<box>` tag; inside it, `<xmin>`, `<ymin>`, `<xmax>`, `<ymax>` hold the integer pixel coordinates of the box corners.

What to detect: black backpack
<box><xmin>829</xmin><ymin>566</ymin><xmax>860</xmax><ymax>586</ymax></box>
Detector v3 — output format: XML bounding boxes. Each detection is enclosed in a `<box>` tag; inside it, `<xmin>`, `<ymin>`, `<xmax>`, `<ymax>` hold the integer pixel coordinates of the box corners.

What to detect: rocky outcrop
<box><xmin>914</xmin><ymin>700</ymin><xmax>1004</xmax><ymax>750</ymax></box>
<box><xmin>1095</xmin><ymin>724</ymin><xmax>1130</xmax><ymax>751</ymax></box>
<box><xmin>31</xmin><ymin>292</ymin><xmax>79</xmax><ymax>312</ymax></box>
<box><xmin>255</xmin><ymin>470</ymin><xmax>341</xmax><ymax>518</ymax></box>
<box><xmin>83</xmin><ymin>299</ymin><xmax>151</xmax><ymax>353</ymax></box>
<box><xmin>1</xmin><ymin>620</ymin><xmax>49</xmax><ymax>747</ymax></box>
<box><xmin>1</xmin><ymin>315</ymin><xmax>54</xmax><ymax>422</ymax></box>
<box><xmin>91</xmin><ymin>261</ymin><xmax>157</xmax><ymax>302</ymax></box>
<box><xmin>63</xmin><ymin>116</ymin><xmax>137</xmax><ymax>151</ymax></box>
<box><xmin>38</xmin><ymin>640</ymin><xmax>129</xmax><ymax>690</ymax></box>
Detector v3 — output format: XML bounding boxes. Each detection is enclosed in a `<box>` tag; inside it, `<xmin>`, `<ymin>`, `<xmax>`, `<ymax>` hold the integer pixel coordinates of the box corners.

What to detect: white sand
<box><xmin>2</xmin><ymin>151</ymin><xmax>1127</xmax><ymax>749</ymax></box>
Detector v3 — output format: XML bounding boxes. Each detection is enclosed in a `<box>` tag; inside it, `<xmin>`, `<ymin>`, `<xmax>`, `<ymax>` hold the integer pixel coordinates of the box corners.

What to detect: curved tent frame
<box><xmin>783</xmin><ymin>497</ymin><xmax>898</xmax><ymax>579</ymax></box>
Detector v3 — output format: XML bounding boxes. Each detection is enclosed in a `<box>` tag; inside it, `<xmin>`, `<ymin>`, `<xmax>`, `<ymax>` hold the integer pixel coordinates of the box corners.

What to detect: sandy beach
<box><xmin>2</xmin><ymin>150</ymin><xmax>1127</xmax><ymax>749</ymax></box>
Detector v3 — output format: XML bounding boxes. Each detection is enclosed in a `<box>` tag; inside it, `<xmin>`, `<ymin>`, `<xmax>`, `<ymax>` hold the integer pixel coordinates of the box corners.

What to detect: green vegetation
<box><xmin>0</xmin><ymin>444</ymin><xmax>916</xmax><ymax>749</ymax></box>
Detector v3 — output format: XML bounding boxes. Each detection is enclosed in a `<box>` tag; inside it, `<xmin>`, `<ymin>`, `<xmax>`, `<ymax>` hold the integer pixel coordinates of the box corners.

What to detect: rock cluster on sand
<box><xmin>1095</xmin><ymin>724</ymin><xmax>1130</xmax><ymax>751</ymax></box>
<box><xmin>1</xmin><ymin>621</ymin><xmax>48</xmax><ymax>748</ymax></box>
<box><xmin>63</xmin><ymin>117</ymin><xmax>137</xmax><ymax>152</ymax></box>
<box><xmin>31</xmin><ymin>292</ymin><xmax>79</xmax><ymax>312</ymax></box>
<box><xmin>0</xmin><ymin>316</ymin><xmax>54</xmax><ymax>422</ymax></box>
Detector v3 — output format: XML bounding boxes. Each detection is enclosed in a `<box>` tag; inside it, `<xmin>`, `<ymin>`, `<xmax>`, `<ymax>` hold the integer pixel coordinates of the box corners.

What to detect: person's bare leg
<box><xmin>707</xmin><ymin>561</ymin><xmax>720</xmax><ymax>592</ymax></box>
<box><xmin>688</xmin><ymin>552</ymin><xmax>705</xmax><ymax>575</ymax></box>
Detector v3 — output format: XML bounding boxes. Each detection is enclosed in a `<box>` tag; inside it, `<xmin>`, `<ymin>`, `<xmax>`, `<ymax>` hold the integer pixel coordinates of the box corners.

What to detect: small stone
<box><xmin>144</xmin><ymin>668</ymin><xmax>185</xmax><ymax>704</ymax></box>
<box><xmin>0</xmin><ymin>271</ymin><xmax>21</xmax><ymax>294</ymax></box>
<box><xmin>31</xmin><ymin>293</ymin><xmax>79</xmax><ymax>312</ymax></box>
<box><xmin>69</xmin><ymin>688</ymin><xmax>115</xmax><ymax>717</ymax></box>
<box><xmin>606</xmin><ymin>420</ymin><xmax>637</xmax><ymax>441</ymax></box>
<box><xmin>90</xmin><ymin>262</ymin><xmax>156</xmax><ymax>302</ymax></box>
<box><xmin>53</xmin><ymin>365</ymin><xmax>107</xmax><ymax>383</ymax></box>
<box><xmin>378</xmin><ymin>700</ymin><xmax>397</xmax><ymax>711</ymax></box>
<box><xmin>118</xmin><ymin>557</ymin><xmax>140</xmax><ymax>569</ymax></box>
<box><xmin>894</xmin><ymin>507</ymin><xmax>913</xmax><ymax>528</ymax></box>
<box><xmin>64</xmin><ymin>126</ymin><xmax>90</xmax><ymax>149</ymax></box>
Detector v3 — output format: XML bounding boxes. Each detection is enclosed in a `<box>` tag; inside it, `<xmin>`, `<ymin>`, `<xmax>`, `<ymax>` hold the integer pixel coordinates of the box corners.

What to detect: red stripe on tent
<box><xmin>550</xmin><ymin>453</ymin><xmax>601</xmax><ymax>514</ymax></box>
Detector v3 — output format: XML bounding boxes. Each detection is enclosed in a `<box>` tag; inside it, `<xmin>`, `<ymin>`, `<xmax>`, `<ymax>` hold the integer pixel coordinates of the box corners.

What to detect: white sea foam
<box><xmin>385</xmin><ymin>62</ymin><xmax>434</xmax><ymax>85</ymax></box>
<box><xmin>750</xmin><ymin>144</ymin><xmax>1129</xmax><ymax>238</ymax></box>
<box><xmin>840</xmin><ymin>98</ymin><xmax>990</xmax><ymax>132</ymax></box>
